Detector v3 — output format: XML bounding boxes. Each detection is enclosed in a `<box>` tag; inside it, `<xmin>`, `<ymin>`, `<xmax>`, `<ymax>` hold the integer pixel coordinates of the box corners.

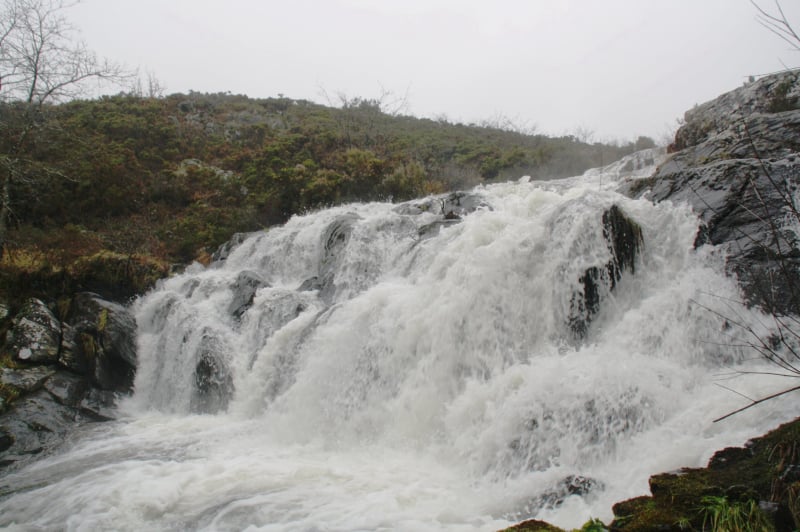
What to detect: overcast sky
<box><xmin>69</xmin><ymin>0</ymin><xmax>799</xmax><ymax>142</ymax></box>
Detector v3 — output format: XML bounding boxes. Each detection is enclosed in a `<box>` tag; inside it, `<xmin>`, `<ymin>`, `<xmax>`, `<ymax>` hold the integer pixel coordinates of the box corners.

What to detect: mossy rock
<box><xmin>500</xmin><ymin>518</ymin><xmax>566</xmax><ymax>532</ymax></box>
<box><xmin>0</xmin><ymin>249</ymin><xmax>169</xmax><ymax>304</ymax></box>
<box><xmin>608</xmin><ymin>417</ymin><xmax>800</xmax><ymax>531</ymax></box>
<box><xmin>609</xmin><ymin>495</ymin><xmax>689</xmax><ymax>531</ymax></box>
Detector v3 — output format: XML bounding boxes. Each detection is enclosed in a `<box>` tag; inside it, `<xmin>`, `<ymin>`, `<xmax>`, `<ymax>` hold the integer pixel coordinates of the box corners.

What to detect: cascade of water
<box><xmin>0</xmin><ymin>149</ymin><xmax>796</xmax><ymax>531</ymax></box>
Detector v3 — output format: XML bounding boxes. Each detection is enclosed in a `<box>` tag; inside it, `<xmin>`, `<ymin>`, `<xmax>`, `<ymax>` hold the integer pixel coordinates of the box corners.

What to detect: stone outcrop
<box><xmin>568</xmin><ymin>205</ymin><xmax>644</xmax><ymax>338</ymax></box>
<box><xmin>503</xmin><ymin>71</ymin><xmax>800</xmax><ymax>532</ymax></box>
<box><xmin>499</xmin><ymin>417</ymin><xmax>800</xmax><ymax>532</ymax></box>
<box><xmin>4</xmin><ymin>299</ymin><xmax>61</xmax><ymax>364</ymax></box>
<box><xmin>190</xmin><ymin>332</ymin><xmax>234</xmax><ymax>414</ymax></box>
<box><xmin>0</xmin><ymin>292</ymin><xmax>137</xmax><ymax>470</ymax></box>
<box><xmin>624</xmin><ymin>71</ymin><xmax>800</xmax><ymax>313</ymax></box>
<box><xmin>606</xmin><ymin>416</ymin><xmax>800</xmax><ymax>531</ymax></box>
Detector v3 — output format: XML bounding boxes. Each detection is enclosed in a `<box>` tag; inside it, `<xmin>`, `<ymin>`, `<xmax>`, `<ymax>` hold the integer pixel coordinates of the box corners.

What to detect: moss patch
<box><xmin>501</xmin><ymin>418</ymin><xmax>800</xmax><ymax>532</ymax></box>
<box><xmin>608</xmin><ymin>417</ymin><xmax>800</xmax><ymax>531</ymax></box>
<box><xmin>0</xmin><ymin>248</ymin><xmax>169</xmax><ymax>305</ymax></box>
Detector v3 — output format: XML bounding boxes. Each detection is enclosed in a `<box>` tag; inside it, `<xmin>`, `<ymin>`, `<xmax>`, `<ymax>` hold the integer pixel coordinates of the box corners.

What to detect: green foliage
<box><xmin>1</xmin><ymin>90</ymin><xmax>652</xmax><ymax>302</ymax></box>
<box><xmin>577</xmin><ymin>518</ymin><xmax>607</xmax><ymax>532</ymax></box>
<box><xmin>699</xmin><ymin>496</ymin><xmax>774</xmax><ymax>532</ymax></box>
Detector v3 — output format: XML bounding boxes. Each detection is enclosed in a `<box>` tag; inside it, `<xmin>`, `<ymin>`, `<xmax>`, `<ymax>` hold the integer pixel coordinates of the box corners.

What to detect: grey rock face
<box><xmin>1</xmin><ymin>367</ymin><xmax>55</xmax><ymax>395</ymax></box>
<box><xmin>4</xmin><ymin>299</ymin><xmax>61</xmax><ymax>364</ymax></box>
<box><xmin>394</xmin><ymin>191</ymin><xmax>491</xmax><ymax>217</ymax></box>
<box><xmin>62</xmin><ymin>292</ymin><xmax>137</xmax><ymax>392</ymax></box>
<box><xmin>211</xmin><ymin>231</ymin><xmax>254</xmax><ymax>264</ymax></box>
<box><xmin>191</xmin><ymin>352</ymin><xmax>233</xmax><ymax>415</ymax></box>
<box><xmin>317</xmin><ymin>213</ymin><xmax>361</xmax><ymax>303</ymax></box>
<box><xmin>626</xmin><ymin>71</ymin><xmax>800</xmax><ymax>313</ymax></box>
<box><xmin>0</xmin><ymin>390</ymin><xmax>93</xmax><ymax>466</ymax></box>
<box><xmin>0</xmin><ymin>292</ymin><xmax>139</xmax><ymax>471</ymax></box>
<box><xmin>228</xmin><ymin>270</ymin><xmax>267</xmax><ymax>319</ymax></box>
<box><xmin>670</xmin><ymin>72</ymin><xmax>800</xmax><ymax>152</ymax></box>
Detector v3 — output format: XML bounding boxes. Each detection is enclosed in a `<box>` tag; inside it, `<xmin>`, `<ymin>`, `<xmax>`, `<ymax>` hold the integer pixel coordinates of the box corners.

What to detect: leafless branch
<box><xmin>751</xmin><ymin>0</ymin><xmax>800</xmax><ymax>51</ymax></box>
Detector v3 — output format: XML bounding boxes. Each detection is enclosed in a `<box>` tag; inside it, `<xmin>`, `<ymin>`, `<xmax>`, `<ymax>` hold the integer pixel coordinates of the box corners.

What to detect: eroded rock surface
<box><xmin>0</xmin><ymin>292</ymin><xmax>138</xmax><ymax>471</ymax></box>
<box><xmin>624</xmin><ymin>71</ymin><xmax>800</xmax><ymax>313</ymax></box>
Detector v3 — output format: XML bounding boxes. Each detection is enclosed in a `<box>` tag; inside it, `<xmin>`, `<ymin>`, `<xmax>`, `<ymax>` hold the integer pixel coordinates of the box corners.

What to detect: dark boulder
<box><xmin>60</xmin><ymin>292</ymin><xmax>137</xmax><ymax>392</ymax></box>
<box><xmin>417</xmin><ymin>219</ymin><xmax>461</xmax><ymax>240</ymax></box>
<box><xmin>316</xmin><ymin>213</ymin><xmax>361</xmax><ymax>302</ymax></box>
<box><xmin>0</xmin><ymin>291</ymin><xmax>138</xmax><ymax>471</ymax></box>
<box><xmin>568</xmin><ymin>205</ymin><xmax>644</xmax><ymax>338</ymax></box>
<box><xmin>211</xmin><ymin>231</ymin><xmax>254</xmax><ymax>264</ymax></box>
<box><xmin>228</xmin><ymin>270</ymin><xmax>267</xmax><ymax>319</ymax></box>
<box><xmin>394</xmin><ymin>191</ymin><xmax>491</xmax><ymax>217</ymax></box>
<box><xmin>624</xmin><ymin>71</ymin><xmax>800</xmax><ymax>314</ymax></box>
<box><xmin>42</xmin><ymin>372</ymin><xmax>89</xmax><ymax>409</ymax></box>
<box><xmin>0</xmin><ymin>366</ymin><xmax>55</xmax><ymax>414</ymax></box>
<box><xmin>0</xmin><ymin>390</ymin><xmax>93</xmax><ymax>468</ymax></box>
<box><xmin>190</xmin><ymin>332</ymin><xmax>233</xmax><ymax>414</ymax></box>
<box><xmin>505</xmin><ymin>475</ymin><xmax>604</xmax><ymax>522</ymax></box>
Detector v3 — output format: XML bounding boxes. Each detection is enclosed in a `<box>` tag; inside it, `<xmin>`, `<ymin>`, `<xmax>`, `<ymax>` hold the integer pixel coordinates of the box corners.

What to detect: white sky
<box><xmin>69</xmin><ymin>0</ymin><xmax>800</xmax><ymax>142</ymax></box>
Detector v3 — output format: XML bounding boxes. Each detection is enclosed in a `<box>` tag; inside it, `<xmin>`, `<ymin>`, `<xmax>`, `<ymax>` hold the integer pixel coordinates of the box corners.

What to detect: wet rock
<box><xmin>0</xmin><ymin>367</ymin><xmax>55</xmax><ymax>397</ymax></box>
<box><xmin>568</xmin><ymin>205</ymin><xmax>643</xmax><ymax>338</ymax></box>
<box><xmin>228</xmin><ymin>270</ymin><xmax>267</xmax><ymax>319</ymax></box>
<box><xmin>0</xmin><ymin>293</ymin><xmax>137</xmax><ymax>471</ymax></box>
<box><xmin>0</xmin><ymin>390</ymin><xmax>92</xmax><ymax>469</ymax></box>
<box><xmin>298</xmin><ymin>276</ymin><xmax>323</xmax><ymax>292</ymax></box>
<box><xmin>508</xmin><ymin>475</ymin><xmax>605</xmax><ymax>520</ymax></box>
<box><xmin>669</xmin><ymin>72</ymin><xmax>800</xmax><ymax>152</ymax></box>
<box><xmin>79</xmin><ymin>388</ymin><xmax>119</xmax><ymax>421</ymax></box>
<box><xmin>211</xmin><ymin>231</ymin><xmax>253</xmax><ymax>263</ymax></box>
<box><xmin>4</xmin><ymin>299</ymin><xmax>61</xmax><ymax>364</ymax></box>
<box><xmin>190</xmin><ymin>334</ymin><xmax>233</xmax><ymax>414</ymax></box>
<box><xmin>394</xmin><ymin>191</ymin><xmax>491</xmax><ymax>217</ymax></box>
<box><xmin>625</xmin><ymin>71</ymin><xmax>800</xmax><ymax>314</ymax></box>
<box><xmin>417</xmin><ymin>219</ymin><xmax>461</xmax><ymax>240</ymax></box>
<box><xmin>43</xmin><ymin>372</ymin><xmax>89</xmax><ymax>409</ymax></box>
<box><xmin>57</xmin><ymin>324</ymin><xmax>86</xmax><ymax>375</ymax></box>
<box><xmin>317</xmin><ymin>213</ymin><xmax>361</xmax><ymax>302</ymax></box>
<box><xmin>61</xmin><ymin>293</ymin><xmax>137</xmax><ymax>392</ymax></box>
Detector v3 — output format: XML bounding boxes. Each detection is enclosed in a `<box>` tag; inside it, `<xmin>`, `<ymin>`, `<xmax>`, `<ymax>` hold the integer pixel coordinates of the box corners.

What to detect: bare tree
<box><xmin>131</xmin><ymin>69</ymin><xmax>166</xmax><ymax>99</ymax></box>
<box><xmin>0</xmin><ymin>0</ymin><xmax>130</xmax><ymax>259</ymax></box>
<box><xmin>751</xmin><ymin>0</ymin><xmax>800</xmax><ymax>52</ymax></box>
<box><xmin>706</xmin><ymin>1</ymin><xmax>800</xmax><ymax>421</ymax></box>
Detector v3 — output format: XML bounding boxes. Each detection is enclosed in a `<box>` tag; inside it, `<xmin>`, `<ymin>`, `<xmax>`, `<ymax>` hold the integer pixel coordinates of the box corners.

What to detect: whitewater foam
<box><xmin>0</xmin><ymin>148</ymin><xmax>796</xmax><ymax>530</ymax></box>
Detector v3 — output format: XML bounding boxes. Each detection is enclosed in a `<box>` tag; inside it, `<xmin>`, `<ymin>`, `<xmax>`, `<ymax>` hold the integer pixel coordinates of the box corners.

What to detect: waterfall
<box><xmin>0</xmin><ymin>148</ymin><xmax>796</xmax><ymax>531</ymax></box>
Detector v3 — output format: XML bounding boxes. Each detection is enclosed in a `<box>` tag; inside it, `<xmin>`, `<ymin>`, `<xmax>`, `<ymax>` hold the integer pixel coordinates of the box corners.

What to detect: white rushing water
<box><xmin>0</xmin><ymin>149</ymin><xmax>798</xmax><ymax>531</ymax></box>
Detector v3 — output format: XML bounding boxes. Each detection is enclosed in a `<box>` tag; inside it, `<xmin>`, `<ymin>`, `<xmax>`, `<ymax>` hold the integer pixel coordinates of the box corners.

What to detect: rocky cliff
<box><xmin>624</xmin><ymin>70</ymin><xmax>800</xmax><ymax>314</ymax></box>
<box><xmin>0</xmin><ymin>293</ymin><xmax>137</xmax><ymax>470</ymax></box>
<box><xmin>579</xmin><ymin>70</ymin><xmax>800</xmax><ymax>531</ymax></box>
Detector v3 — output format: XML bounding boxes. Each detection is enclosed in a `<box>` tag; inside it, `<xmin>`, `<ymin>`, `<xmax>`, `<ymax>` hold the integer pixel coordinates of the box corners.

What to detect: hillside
<box><xmin>0</xmin><ymin>92</ymin><xmax>652</xmax><ymax>302</ymax></box>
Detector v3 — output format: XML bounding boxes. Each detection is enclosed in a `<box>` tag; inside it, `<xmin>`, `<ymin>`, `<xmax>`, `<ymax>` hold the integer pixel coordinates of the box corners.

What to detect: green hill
<box><xmin>0</xmin><ymin>92</ymin><xmax>653</xmax><ymax>301</ymax></box>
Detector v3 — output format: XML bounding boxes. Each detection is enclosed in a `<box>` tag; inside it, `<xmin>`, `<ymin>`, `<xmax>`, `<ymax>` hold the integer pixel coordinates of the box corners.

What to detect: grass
<box><xmin>699</xmin><ymin>496</ymin><xmax>774</xmax><ymax>532</ymax></box>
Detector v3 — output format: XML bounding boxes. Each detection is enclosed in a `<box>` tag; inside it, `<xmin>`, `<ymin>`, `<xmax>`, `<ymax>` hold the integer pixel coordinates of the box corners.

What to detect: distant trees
<box><xmin>0</xmin><ymin>0</ymin><xmax>129</xmax><ymax>259</ymax></box>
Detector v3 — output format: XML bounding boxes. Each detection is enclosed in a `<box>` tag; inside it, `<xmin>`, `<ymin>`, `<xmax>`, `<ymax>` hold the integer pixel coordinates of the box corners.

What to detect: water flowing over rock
<box><xmin>568</xmin><ymin>205</ymin><xmax>644</xmax><ymax>338</ymax></box>
<box><xmin>228</xmin><ymin>270</ymin><xmax>268</xmax><ymax>319</ymax></box>
<box><xmin>190</xmin><ymin>333</ymin><xmax>234</xmax><ymax>414</ymax></box>
<box><xmin>2</xmin><ymin>82</ymin><xmax>800</xmax><ymax>529</ymax></box>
